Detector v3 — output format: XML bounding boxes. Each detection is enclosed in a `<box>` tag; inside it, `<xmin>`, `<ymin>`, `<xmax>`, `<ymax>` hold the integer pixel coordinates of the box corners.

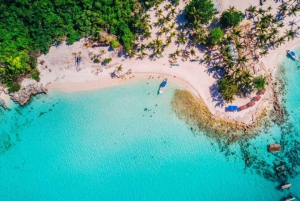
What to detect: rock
<box><xmin>10</xmin><ymin>78</ymin><xmax>48</xmax><ymax>106</ymax></box>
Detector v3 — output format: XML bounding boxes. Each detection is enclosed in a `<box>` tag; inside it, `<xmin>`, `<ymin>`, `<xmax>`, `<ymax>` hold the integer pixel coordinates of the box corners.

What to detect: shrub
<box><xmin>110</xmin><ymin>40</ymin><xmax>119</xmax><ymax>49</ymax></box>
<box><xmin>103</xmin><ymin>58</ymin><xmax>112</xmax><ymax>64</ymax></box>
<box><xmin>253</xmin><ymin>76</ymin><xmax>266</xmax><ymax>91</ymax></box>
<box><xmin>207</xmin><ymin>27</ymin><xmax>224</xmax><ymax>46</ymax></box>
<box><xmin>93</xmin><ymin>58</ymin><xmax>100</xmax><ymax>63</ymax></box>
<box><xmin>31</xmin><ymin>69</ymin><xmax>40</xmax><ymax>81</ymax></box>
<box><xmin>220</xmin><ymin>7</ymin><xmax>243</xmax><ymax>28</ymax></box>
<box><xmin>7</xmin><ymin>82</ymin><xmax>21</xmax><ymax>93</ymax></box>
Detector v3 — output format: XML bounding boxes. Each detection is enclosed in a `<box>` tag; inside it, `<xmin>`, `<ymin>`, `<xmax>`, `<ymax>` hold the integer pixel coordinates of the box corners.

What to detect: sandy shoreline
<box><xmin>32</xmin><ymin>0</ymin><xmax>300</xmax><ymax>125</ymax></box>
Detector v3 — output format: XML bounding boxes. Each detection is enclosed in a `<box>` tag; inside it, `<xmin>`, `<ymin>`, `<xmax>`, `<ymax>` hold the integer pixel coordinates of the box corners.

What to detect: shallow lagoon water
<box><xmin>0</xmin><ymin>48</ymin><xmax>300</xmax><ymax>200</ymax></box>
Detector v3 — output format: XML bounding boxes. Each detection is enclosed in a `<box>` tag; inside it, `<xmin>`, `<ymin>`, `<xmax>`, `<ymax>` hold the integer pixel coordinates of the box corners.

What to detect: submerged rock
<box><xmin>10</xmin><ymin>79</ymin><xmax>47</xmax><ymax>106</ymax></box>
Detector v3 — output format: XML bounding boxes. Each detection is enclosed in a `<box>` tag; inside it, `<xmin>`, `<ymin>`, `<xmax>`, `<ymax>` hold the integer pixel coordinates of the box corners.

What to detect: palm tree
<box><xmin>156</xmin><ymin>9</ymin><xmax>163</xmax><ymax>17</ymax></box>
<box><xmin>190</xmin><ymin>48</ymin><xmax>196</xmax><ymax>57</ymax></box>
<box><xmin>267</xmin><ymin>6</ymin><xmax>272</xmax><ymax>12</ymax></box>
<box><xmin>140</xmin><ymin>44</ymin><xmax>146</xmax><ymax>51</ymax></box>
<box><xmin>116</xmin><ymin>65</ymin><xmax>123</xmax><ymax>73</ymax></box>
<box><xmin>237</xmin><ymin>55</ymin><xmax>248</xmax><ymax>69</ymax></box>
<box><xmin>235</xmin><ymin>42</ymin><xmax>245</xmax><ymax>52</ymax></box>
<box><xmin>176</xmin><ymin>31</ymin><xmax>187</xmax><ymax>45</ymax></box>
<box><xmin>156</xmin><ymin>18</ymin><xmax>165</xmax><ymax>27</ymax></box>
<box><xmin>160</xmin><ymin>27</ymin><xmax>169</xmax><ymax>35</ymax></box>
<box><xmin>257</xmin><ymin>8</ymin><xmax>265</xmax><ymax>15</ymax></box>
<box><xmin>285</xmin><ymin>29</ymin><xmax>296</xmax><ymax>41</ymax></box>
<box><xmin>288</xmin><ymin>5</ymin><xmax>298</xmax><ymax>16</ymax></box>
<box><xmin>276</xmin><ymin>24</ymin><xmax>284</xmax><ymax>31</ymax></box>
<box><xmin>169</xmin><ymin>22</ymin><xmax>176</xmax><ymax>30</ymax></box>
<box><xmin>143</xmin><ymin>31</ymin><xmax>152</xmax><ymax>40</ymax></box>
<box><xmin>276</xmin><ymin>37</ymin><xmax>285</xmax><ymax>46</ymax></box>
<box><xmin>169</xmin><ymin>31</ymin><xmax>176</xmax><ymax>38</ymax></box>
<box><xmin>278</xmin><ymin>4</ymin><xmax>288</xmax><ymax>16</ymax></box>
<box><xmin>247</xmin><ymin>5</ymin><xmax>257</xmax><ymax>19</ymax></box>
<box><xmin>169</xmin><ymin>8</ymin><xmax>177</xmax><ymax>17</ymax></box>
<box><xmin>164</xmin><ymin>4</ymin><xmax>172</xmax><ymax>11</ymax></box>
<box><xmin>139</xmin><ymin>51</ymin><xmax>148</xmax><ymax>59</ymax></box>
<box><xmin>259</xmin><ymin>49</ymin><xmax>268</xmax><ymax>57</ymax></box>
<box><xmin>153</xmin><ymin>38</ymin><xmax>163</xmax><ymax>51</ymax></box>
<box><xmin>232</xmin><ymin>28</ymin><xmax>242</xmax><ymax>39</ymax></box>
<box><xmin>174</xmin><ymin>49</ymin><xmax>181</xmax><ymax>56</ymax></box>
<box><xmin>204</xmin><ymin>54</ymin><xmax>211</xmax><ymax>64</ymax></box>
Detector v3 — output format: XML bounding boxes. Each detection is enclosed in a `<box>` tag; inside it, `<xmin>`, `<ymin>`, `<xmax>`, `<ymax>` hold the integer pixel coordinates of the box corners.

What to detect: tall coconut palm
<box><xmin>278</xmin><ymin>4</ymin><xmax>288</xmax><ymax>16</ymax></box>
<box><xmin>169</xmin><ymin>8</ymin><xmax>177</xmax><ymax>18</ymax></box>
<box><xmin>190</xmin><ymin>48</ymin><xmax>196</xmax><ymax>57</ymax></box>
<box><xmin>267</xmin><ymin>6</ymin><xmax>272</xmax><ymax>12</ymax></box>
<box><xmin>143</xmin><ymin>31</ymin><xmax>152</xmax><ymax>40</ymax></box>
<box><xmin>288</xmin><ymin>5</ymin><xmax>298</xmax><ymax>17</ymax></box>
<box><xmin>247</xmin><ymin>5</ymin><xmax>257</xmax><ymax>19</ymax></box>
<box><xmin>176</xmin><ymin>31</ymin><xmax>187</xmax><ymax>45</ymax></box>
<box><xmin>116</xmin><ymin>65</ymin><xmax>123</xmax><ymax>73</ymax></box>
<box><xmin>164</xmin><ymin>4</ymin><xmax>172</xmax><ymax>11</ymax></box>
<box><xmin>285</xmin><ymin>29</ymin><xmax>296</xmax><ymax>41</ymax></box>
<box><xmin>276</xmin><ymin>37</ymin><xmax>285</xmax><ymax>46</ymax></box>
<box><xmin>156</xmin><ymin>9</ymin><xmax>163</xmax><ymax>17</ymax></box>
<box><xmin>174</xmin><ymin>49</ymin><xmax>181</xmax><ymax>56</ymax></box>
<box><xmin>237</xmin><ymin>55</ymin><xmax>249</xmax><ymax>69</ymax></box>
<box><xmin>259</xmin><ymin>49</ymin><xmax>268</xmax><ymax>57</ymax></box>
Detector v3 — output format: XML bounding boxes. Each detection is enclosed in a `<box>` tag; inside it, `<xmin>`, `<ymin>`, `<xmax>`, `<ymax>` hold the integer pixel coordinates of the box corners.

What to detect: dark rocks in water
<box><xmin>10</xmin><ymin>79</ymin><xmax>47</xmax><ymax>106</ymax></box>
<box><xmin>0</xmin><ymin>133</ymin><xmax>12</xmax><ymax>154</ymax></box>
<box><xmin>144</xmin><ymin>108</ymin><xmax>147</xmax><ymax>111</ymax></box>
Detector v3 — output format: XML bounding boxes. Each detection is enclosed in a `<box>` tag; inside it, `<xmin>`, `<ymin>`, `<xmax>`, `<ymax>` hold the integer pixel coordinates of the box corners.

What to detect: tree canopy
<box><xmin>220</xmin><ymin>7</ymin><xmax>243</xmax><ymax>28</ymax></box>
<box><xmin>253</xmin><ymin>76</ymin><xmax>266</xmax><ymax>91</ymax></box>
<box><xmin>207</xmin><ymin>27</ymin><xmax>224</xmax><ymax>46</ymax></box>
<box><xmin>0</xmin><ymin>0</ymin><xmax>152</xmax><ymax>91</ymax></box>
<box><xmin>185</xmin><ymin>0</ymin><xmax>216</xmax><ymax>25</ymax></box>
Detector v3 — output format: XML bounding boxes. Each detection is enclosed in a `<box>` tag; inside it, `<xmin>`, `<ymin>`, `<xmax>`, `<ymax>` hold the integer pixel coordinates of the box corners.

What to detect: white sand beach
<box><xmin>37</xmin><ymin>0</ymin><xmax>300</xmax><ymax>125</ymax></box>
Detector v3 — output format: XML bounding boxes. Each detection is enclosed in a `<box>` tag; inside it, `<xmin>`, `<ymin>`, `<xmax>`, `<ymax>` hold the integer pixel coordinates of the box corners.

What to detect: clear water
<box><xmin>0</xmin><ymin>47</ymin><xmax>300</xmax><ymax>200</ymax></box>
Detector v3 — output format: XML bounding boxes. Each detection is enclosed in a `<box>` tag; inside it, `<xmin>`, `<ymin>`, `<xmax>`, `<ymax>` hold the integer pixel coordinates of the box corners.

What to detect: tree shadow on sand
<box><xmin>209</xmin><ymin>82</ymin><xmax>225</xmax><ymax>108</ymax></box>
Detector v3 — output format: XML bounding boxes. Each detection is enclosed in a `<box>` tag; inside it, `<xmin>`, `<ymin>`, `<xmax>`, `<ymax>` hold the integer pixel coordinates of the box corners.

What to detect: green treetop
<box><xmin>220</xmin><ymin>6</ymin><xmax>243</xmax><ymax>28</ymax></box>
<box><xmin>253</xmin><ymin>76</ymin><xmax>266</xmax><ymax>91</ymax></box>
<box><xmin>185</xmin><ymin>0</ymin><xmax>216</xmax><ymax>25</ymax></box>
<box><xmin>207</xmin><ymin>27</ymin><xmax>224</xmax><ymax>46</ymax></box>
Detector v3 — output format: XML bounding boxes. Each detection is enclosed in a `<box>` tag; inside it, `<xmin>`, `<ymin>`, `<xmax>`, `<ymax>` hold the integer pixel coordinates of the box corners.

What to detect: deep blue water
<box><xmin>0</xmin><ymin>47</ymin><xmax>300</xmax><ymax>200</ymax></box>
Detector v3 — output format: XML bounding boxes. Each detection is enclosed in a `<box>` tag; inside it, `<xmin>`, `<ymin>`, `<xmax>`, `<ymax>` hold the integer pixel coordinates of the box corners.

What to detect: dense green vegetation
<box><xmin>0</xmin><ymin>0</ymin><xmax>156</xmax><ymax>91</ymax></box>
<box><xmin>207</xmin><ymin>27</ymin><xmax>224</xmax><ymax>46</ymax></box>
<box><xmin>185</xmin><ymin>0</ymin><xmax>216</xmax><ymax>24</ymax></box>
<box><xmin>253</xmin><ymin>76</ymin><xmax>267</xmax><ymax>91</ymax></box>
<box><xmin>220</xmin><ymin>6</ymin><xmax>243</xmax><ymax>28</ymax></box>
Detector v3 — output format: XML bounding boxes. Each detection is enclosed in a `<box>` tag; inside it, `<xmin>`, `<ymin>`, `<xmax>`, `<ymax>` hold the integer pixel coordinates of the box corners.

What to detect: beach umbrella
<box><xmin>257</xmin><ymin>90</ymin><xmax>265</xmax><ymax>95</ymax></box>
<box><xmin>252</xmin><ymin>95</ymin><xmax>261</xmax><ymax>102</ymax></box>
<box><xmin>247</xmin><ymin>101</ymin><xmax>255</xmax><ymax>107</ymax></box>
<box><xmin>238</xmin><ymin>105</ymin><xmax>248</xmax><ymax>111</ymax></box>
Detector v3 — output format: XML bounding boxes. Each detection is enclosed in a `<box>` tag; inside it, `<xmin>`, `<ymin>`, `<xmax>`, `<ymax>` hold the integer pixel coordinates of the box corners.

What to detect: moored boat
<box><xmin>159</xmin><ymin>79</ymin><xmax>168</xmax><ymax>94</ymax></box>
<box><xmin>287</xmin><ymin>50</ymin><xmax>299</xmax><ymax>60</ymax></box>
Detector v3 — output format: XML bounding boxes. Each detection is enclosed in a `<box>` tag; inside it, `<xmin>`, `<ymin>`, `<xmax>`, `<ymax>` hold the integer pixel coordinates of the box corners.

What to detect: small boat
<box><xmin>286</xmin><ymin>195</ymin><xmax>295</xmax><ymax>201</ymax></box>
<box><xmin>281</xmin><ymin>183</ymin><xmax>291</xmax><ymax>190</ymax></box>
<box><xmin>268</xmin><ymin>144</ymin><xmax>281</xmax><ymax>152</ymax></box>
<box><xmin>287</xmin><ymin>50</ymin><xmax>299</xmax><ymax>60</ymax></box>
<box><xmin>159</xmin><ymin>79</ymin><xmax>168</xmax><ymax>94</ymax></box>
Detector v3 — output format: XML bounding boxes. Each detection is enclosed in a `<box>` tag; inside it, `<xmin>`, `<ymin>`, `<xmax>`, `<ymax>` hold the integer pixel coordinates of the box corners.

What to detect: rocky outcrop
<box><xmin>10</xmin><ymin>79</ymin><xmax>47</xmax><ymax>105</ymax></box>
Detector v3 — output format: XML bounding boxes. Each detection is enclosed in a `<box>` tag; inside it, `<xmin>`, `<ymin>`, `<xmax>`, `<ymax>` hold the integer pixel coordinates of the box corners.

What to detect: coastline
<box><xmin>10</xmin><ymin>0</ymin><xmax>299</xmax><ymax>126</ymax></box>
<box><xmin>43</xmin><ymin>36</ymin><xmax>300</xmax><ymax>125</ymax></box>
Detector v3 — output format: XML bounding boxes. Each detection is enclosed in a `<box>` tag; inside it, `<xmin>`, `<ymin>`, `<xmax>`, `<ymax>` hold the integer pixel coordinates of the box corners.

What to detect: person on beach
<box><xmin>76</xmin><ymin>55</ymin><xmax>82</xmax><ymax>72</ymax></box>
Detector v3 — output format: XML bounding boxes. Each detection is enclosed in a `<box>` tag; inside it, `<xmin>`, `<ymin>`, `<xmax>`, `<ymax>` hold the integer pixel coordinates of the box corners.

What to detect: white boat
<box><xmin>287</xmin><ymin>50</ymin><xmax>299</xmax><ymax>60</ymax></box>
<box><xmin>159</xmin><ymin>79</ymin><xmax>168</xmax><ymax>94</ymax></box>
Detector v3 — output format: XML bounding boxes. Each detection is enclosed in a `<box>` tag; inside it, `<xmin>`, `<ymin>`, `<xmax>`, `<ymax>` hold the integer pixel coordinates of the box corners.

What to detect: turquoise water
<box><xmin>0</xmin><ymin>47</ymin><xmax>300</xmax><ymax>200</ymax></box>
